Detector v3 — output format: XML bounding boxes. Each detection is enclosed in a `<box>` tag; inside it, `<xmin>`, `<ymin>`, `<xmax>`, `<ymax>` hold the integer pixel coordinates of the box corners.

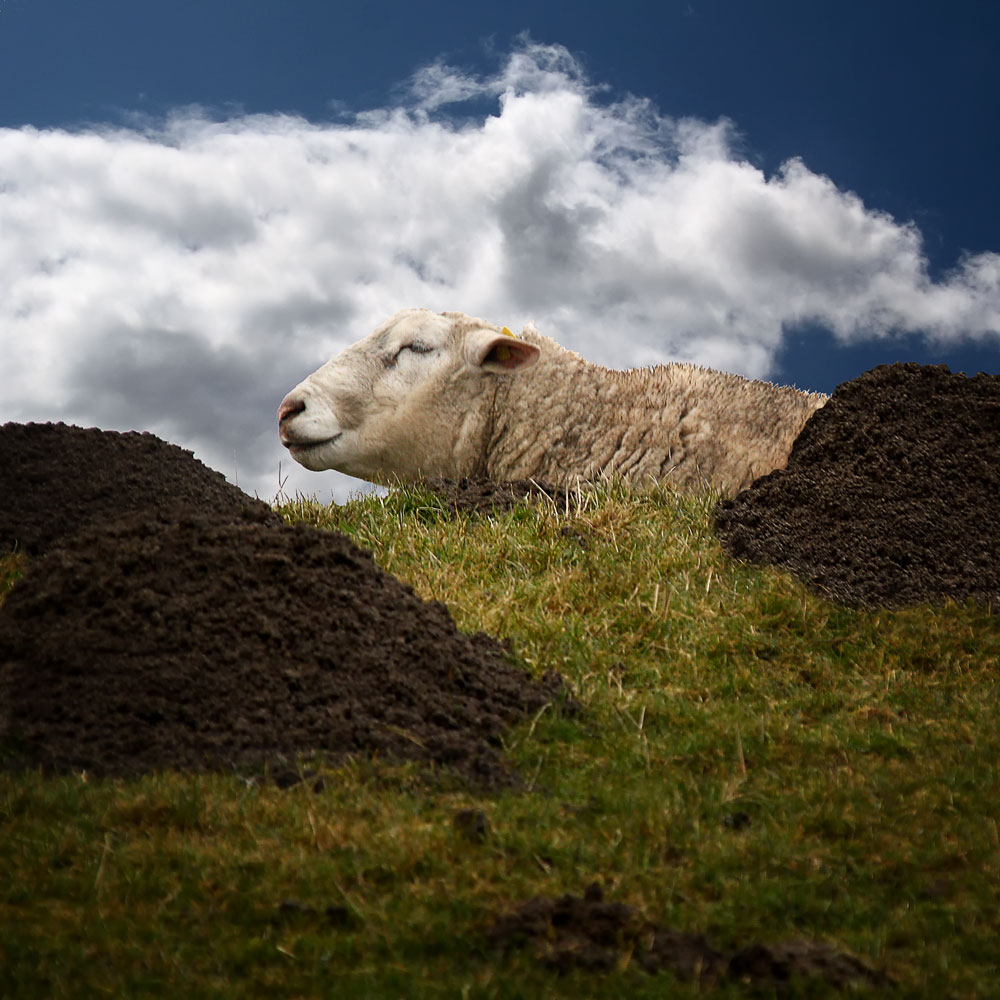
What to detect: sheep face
<box><xmin>278</xmin><ymin>308</ymin><xmax>540</xmax><ymax>484</ymax></box>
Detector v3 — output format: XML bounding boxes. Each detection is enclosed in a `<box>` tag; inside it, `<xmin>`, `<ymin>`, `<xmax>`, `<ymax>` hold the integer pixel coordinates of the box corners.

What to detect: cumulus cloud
<box><xmin>1</xmin><ymin>39</ymin><xmax>998</xmax><ymax>502</ymax></box>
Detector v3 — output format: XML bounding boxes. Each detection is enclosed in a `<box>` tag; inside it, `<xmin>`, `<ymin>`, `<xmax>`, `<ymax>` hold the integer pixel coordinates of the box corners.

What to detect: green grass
<box><xmin>2</xmin><ymin>482</ymin><xmax>999</xmax><ymax>998</ymax></box>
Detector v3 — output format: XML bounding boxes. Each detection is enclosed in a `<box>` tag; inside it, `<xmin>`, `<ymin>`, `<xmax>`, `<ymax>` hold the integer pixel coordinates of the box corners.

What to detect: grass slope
<box><xmin>2</xmin><ymin>482</ymin><xmax>998</xmax><ymax>998</ymax></box>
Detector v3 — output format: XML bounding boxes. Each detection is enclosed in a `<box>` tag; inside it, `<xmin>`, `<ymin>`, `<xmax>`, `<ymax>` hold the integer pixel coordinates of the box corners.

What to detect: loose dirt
<box><xmin>419</xmin><ymin>477</ymin><xmax>571</xmax><ymax>518</ymax></box>
<box><xmin>488</xmin><ymin>883</ymin><xmax>894</xmax><ymax>990</ymax></box>
<box><xmin>715</xmin><ymin>363</ymin><xmax>1000</xmax><ymax>610</ymax></box>
<box><xmin>0</xmin><ymin>424</ymin><xmax>563</xmax><ymax>784</ymax></box>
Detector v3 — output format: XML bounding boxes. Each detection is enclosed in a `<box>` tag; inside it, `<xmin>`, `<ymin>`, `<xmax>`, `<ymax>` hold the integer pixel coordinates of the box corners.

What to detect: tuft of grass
<box><xmin>2</xmin><ymin>481</ymin><xmax>999</xmax><ymax>998</ymax></box>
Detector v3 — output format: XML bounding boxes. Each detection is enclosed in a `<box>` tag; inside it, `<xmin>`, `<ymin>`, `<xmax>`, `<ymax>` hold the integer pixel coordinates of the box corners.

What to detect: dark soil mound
<box><xmin>489</xmin><ymin>883</ymin><xmax>894</xmax><ymax>990</ymax></box>
<box><xmin>0</xmin><ymin>514</ymin><xmax>560</xmax><ymax>784</ymax></box>
<box><xmin>0</xmin><ymin>422</ymin><xmax>280</xmax><ymax>555</ymax></box>
<box><xmin>0</xmin><ymin>423</ymin><xmax>564</xmax><ymax>784</ymax></box>
<box><xmin>420</xmin><ymin>477</ymin><xmax>571</xmax><ymax>518</ymax></box>
<box><xmin>715</xmin><ymin>363</ymin><xmax>1000</xmax><ymax>610</ymax></box>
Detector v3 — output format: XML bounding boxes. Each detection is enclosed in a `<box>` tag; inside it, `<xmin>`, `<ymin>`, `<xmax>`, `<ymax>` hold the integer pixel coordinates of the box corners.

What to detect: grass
<box><xmin>2</xmin><ymin>481</ymin><xmax>999</xmax><ymax>997</ymax></box>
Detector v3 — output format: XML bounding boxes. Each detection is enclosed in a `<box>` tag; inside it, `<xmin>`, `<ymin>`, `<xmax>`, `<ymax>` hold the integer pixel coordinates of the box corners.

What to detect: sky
<box><xmin>1</xmin><ymin>0</ymin><xmax>998</xmax><ymax>503</ymax></box>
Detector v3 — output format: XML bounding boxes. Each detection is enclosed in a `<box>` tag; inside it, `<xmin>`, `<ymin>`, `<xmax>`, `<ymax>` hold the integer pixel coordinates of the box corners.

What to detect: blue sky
<box><xmin>1</xmin><ymin>0</ymin><xmax>998</xmax><ymax>501</ymax></box>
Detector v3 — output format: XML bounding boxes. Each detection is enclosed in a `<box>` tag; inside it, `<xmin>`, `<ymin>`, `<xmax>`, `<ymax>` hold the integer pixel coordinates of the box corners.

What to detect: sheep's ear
<box><xmin>465</xmin><ymin>329</ymin><xmax>541</xmax><ymax>373</ymax></box>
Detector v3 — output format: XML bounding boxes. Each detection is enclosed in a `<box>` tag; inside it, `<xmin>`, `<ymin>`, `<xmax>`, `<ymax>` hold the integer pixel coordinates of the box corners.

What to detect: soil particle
<box><xmin>452</xmin><ymin>807</ymin><xmax>491</xmax><ymax>843</ymax></box>
<box><xmin>275</xmin><ymin>900</ymin><xmax>357</xmax><ymax>929</ymax></box>
<box><xmin>0</xmin><ymin>424</ymin><xmax>564</xmax><ymax>784</ymax></box>
<box><xmin>489</xmin><ymin>883</ymin><xmax>894</xmax><ymax>990</ymax></box>
<box><xmin>715</xmin><ymin>363</ymin><xmax>1000</xmax><ymax>610</ymax></box>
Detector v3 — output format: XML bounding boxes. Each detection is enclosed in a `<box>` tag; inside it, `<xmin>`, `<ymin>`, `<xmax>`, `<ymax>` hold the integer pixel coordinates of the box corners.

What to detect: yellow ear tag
<box><xmin>500</xmin><ymin>326</ymin><xmax>516</xmax><ymax>338</ymax></box>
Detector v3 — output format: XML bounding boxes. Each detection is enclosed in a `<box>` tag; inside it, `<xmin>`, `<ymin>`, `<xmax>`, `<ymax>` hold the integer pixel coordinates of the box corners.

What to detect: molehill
<box><xmin>0</xmin><ymin>423</ymin><xmax>562</xmax><ymax>784</ymax></box>
<box><xmin>715</xmin><ymin>363</ymin><xmax>1000</xmax><ymax>610</ymax></box>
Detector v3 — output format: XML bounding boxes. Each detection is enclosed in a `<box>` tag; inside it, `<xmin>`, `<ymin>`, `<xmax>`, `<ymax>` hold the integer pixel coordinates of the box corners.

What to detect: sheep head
<box><xmin>277</xmin><ymin>308</ymin><xmax>540</xmax><ymax>484</ymax></box>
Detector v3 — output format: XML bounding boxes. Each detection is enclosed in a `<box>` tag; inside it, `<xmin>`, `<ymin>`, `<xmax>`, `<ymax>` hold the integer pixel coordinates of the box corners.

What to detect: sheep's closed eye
<box><xmin>386</xmin><ymin>343</ymin><xmax>433</xmax><ymax>367</ymax></box>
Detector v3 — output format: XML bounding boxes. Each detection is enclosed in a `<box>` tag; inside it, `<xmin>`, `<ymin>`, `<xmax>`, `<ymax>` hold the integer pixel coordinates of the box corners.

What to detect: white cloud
<box><xmin>1</xmin><ymin>39</ymin><xmax>998</xmax><ymax>502</ymax></box>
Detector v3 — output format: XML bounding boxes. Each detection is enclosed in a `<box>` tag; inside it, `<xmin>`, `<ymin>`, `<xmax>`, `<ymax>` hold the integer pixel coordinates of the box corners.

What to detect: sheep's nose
<box><xmin>277</xmin><ymin>395</ymin><xmax>306</xmax><ymax>426</ymax></box>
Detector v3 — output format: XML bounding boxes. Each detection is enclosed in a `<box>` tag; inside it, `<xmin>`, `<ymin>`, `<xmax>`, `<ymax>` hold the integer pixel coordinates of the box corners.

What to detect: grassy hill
<box><xmin>2</xmin><ymin>482</ymin><xmax>998</xmax><ymax>997</ymax></box>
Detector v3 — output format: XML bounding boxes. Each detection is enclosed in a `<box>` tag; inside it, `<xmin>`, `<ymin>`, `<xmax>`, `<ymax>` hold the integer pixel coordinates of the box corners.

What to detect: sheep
<box><xmin>277</xmin><ymin>308</ymin><xmax>827</xmax><ymax>496</ymax></box>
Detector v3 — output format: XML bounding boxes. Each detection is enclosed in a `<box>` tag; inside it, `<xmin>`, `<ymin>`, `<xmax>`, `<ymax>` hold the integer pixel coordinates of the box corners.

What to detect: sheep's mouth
<box><xmin>284</xmin><ymin>433</ymin><xmax>342</xmax><ymax>453</ymax></box>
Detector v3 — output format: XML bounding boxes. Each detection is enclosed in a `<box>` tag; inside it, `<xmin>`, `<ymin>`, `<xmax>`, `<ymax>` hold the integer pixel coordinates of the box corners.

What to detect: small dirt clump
<box><xmin>715</xmin><ymin>363</ymin><xmax>1000</xmax><ymax>610</ymax></box>
<box><xmin>489</xmin><ymin>883</ymin><xmax>894</xmax><ymax>990</ymax></box>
